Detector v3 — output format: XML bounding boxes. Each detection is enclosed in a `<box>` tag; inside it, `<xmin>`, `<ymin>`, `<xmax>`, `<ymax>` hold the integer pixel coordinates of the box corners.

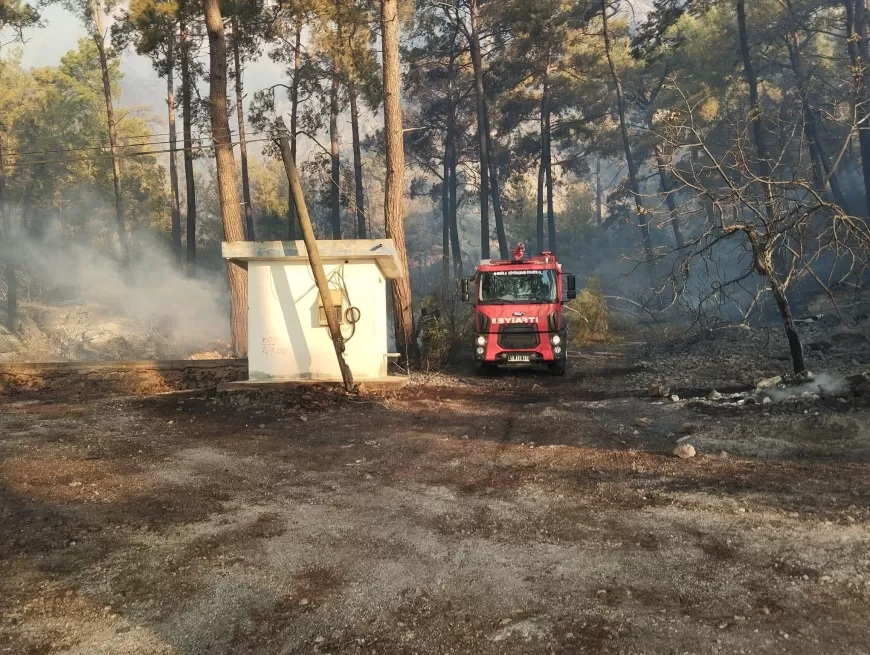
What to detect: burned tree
<box><xmin>661</xmin><ymin>88</ymin><xmax>870</xmax><ymax>376</ymax></box>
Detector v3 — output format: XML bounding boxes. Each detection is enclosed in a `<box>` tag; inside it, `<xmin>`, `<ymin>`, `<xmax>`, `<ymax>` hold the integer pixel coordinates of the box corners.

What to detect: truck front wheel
<box><xmin>548</xmin><ymin>361</ymin><xmax>566</xmax><ymax>376</ymax></box>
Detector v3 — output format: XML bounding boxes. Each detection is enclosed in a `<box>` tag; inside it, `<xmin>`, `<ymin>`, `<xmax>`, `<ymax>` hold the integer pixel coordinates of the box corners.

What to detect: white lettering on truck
<box><xmin>492</xmin><ymin>317</ymin><xmax>539</xmax><ymax>324</ymax></box>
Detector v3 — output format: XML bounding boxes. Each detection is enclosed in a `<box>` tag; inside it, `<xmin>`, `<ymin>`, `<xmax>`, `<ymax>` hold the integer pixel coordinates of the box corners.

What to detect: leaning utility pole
<box><xmin>276</xmin><ymin>117</ymin><xmax>354</xmax><ymax>392</ymax></box>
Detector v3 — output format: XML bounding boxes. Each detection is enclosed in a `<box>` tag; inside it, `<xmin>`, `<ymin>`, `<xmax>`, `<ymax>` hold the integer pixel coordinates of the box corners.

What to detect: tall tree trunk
<box><xmin>232</xmin><ymin>16</ymin><xmax>254</xmax><ymax>241</ymax></box>
<box><xmin>449</xmin><ymin>125</ymin><xmax>462</xmax><ymax>279</ymax></box>
<box><xmin>329</xmin><ymin>67</ymin><xmax>341</xmax><ymax>239</ymax></box>
<box><xmin>380</xmin><ymin>0</ymin><xmax>414</xmax><ymax>359</ymax></box>
<box><xmin>786</xmin><ymin>34</ymin><xmax>848</xmax><ymax>210</ymax></box>
<box><xmin>288</xmin><ymin>23</ymin><xmax>302</xmax><ymax>240</ymax></box>
<box><xmin>0</xmin><ymin>132</ymin><xmax>16</xmax><ymax>333</ymax></box>
<box><xmin>736</xmin><ymin>0</ymin><xmax>775</xmax><ymax>224</ymax></box>
<box><xmin>180</xmin><ymin>16</ymin><xmax>197</xmax><ymax>273</ymax></box>
<box><xmin>537</xmin><ymin>62</ymin><xmax>549</xmax><ymax>254</ymax></box>
<box><xmin>652</xmin><ymin>142</ymin><xmax>685</xmax><ymax>249</ymax></box>
<box><xmin>92</xmin><ymin>4</ymin><xmax>127</xmax><ymax>262</ymax></box>
<box><xmin>442</xmin><ymin>63</ymin><xmax>455</xmax><ymax>294</ymax></box>
<box><xmin>442</xmin><ymin>119</ymin><xmax>452</xmax><ymax>296</ymax></box>
<box><xmin>844</xmin><ymin>0</ymin><xmax>870</xmax><ymax>215</ymax></box>
<box><xmin>204</xmin><ymin>0</ymin><xmax>248</xmax><ymax>357</ymax></box>
<box><xmin>167</xmin><ymin>35</ymin><xmax>182</xmax><ymax>265</ymax></box>
<box><xmin>349</xmin><ymin>80</ymin><xmax>367</xmax><ymax>239</ymax></box>
<box><xmin>602</xmin><ymin>0</ymin><xmax>656</xmax><ymax>288</ymax></box>
<box><xmin>544</xmin><ymin>101</ymin><xmax>555</xmax><ymax>252</ymax></box>
<box><xmin>468</xmin><ymin>0</ymin><xmax>490</xmax><ymax>260</ymax></box>
<box><xmin>536</xmin><ymin>157</ymin><xmax>546</xmax><ymax>254</ymax></box>
<box><xmin>595</xmin><ymin>158</ymin><xmax>603</xmax><ymax>226</ymax></box>
<box><xmin>484</xmin><ymin>101</ymin><xmax>508</xmax><ymax>258</ymax></box>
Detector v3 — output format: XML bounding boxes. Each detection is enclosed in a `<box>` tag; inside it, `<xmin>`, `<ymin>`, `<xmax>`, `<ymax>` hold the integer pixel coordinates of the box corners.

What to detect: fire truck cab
<box><xmin>462</xmin><ymin>244</ymin><xmax>576</xmax><ymax>375</ymax></box>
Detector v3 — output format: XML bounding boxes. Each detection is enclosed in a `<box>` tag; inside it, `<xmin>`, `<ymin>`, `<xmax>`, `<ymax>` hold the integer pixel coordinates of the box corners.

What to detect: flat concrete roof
<box><xmin>222</xmin><ymin>239</ymin><xmax>402</xmax><ymax>279</ymax></box>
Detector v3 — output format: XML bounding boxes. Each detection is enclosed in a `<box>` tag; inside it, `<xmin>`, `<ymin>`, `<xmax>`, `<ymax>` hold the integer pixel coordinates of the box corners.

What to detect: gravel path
<box><xmin>1</xmin><ymin>350</ymin><xmax>869</xmax><ymax>654</ymax></box>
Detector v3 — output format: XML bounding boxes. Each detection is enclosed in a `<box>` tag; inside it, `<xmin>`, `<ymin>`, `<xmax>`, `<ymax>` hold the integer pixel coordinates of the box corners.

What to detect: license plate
<box><xmin>508</xmin><ymin>354</ymin><xmax>531</xmax><ymax>362</ymax></box>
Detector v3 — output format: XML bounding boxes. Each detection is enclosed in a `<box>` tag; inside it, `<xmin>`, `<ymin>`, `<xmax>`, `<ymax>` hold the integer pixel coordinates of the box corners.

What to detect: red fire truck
<box><xmin>462</xmin><ymin>243</ymin><xmax>576</xmax><ymax>375</ymax></box>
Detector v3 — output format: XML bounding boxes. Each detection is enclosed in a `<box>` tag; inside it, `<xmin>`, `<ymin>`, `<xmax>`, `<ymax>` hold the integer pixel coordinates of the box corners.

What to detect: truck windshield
<box><xmin>478</xmin><ymin>270</ymin><xmax>557</xmax><ymax>304</ymax></box>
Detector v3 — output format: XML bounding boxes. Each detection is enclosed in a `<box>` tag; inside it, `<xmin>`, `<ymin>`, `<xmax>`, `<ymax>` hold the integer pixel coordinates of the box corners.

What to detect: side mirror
<box><xmin>460</xmin><ymin>278</ymin><xmax>470</xmax><ymax>303</ymax></box>
<box><xmin>566</xmin><ymin>274</ymin><xmax>577</xmax><ymax>300</ymax></box>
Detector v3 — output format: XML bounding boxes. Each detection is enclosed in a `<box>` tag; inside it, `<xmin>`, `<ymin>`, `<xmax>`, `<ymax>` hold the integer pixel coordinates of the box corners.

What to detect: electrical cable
<box><xmin>1</xmin><ymin>136</ymin><xmax>278</xmax><ymax>168</ymax></box>
<box><xmin>327</xmin><ymin>264</ymin><xmax>361</xmax><ymax>343</ymax></box>
<box><xmin>2</xmin><ymin>127</ymin><xmax>273</xmax><ymax>159</ymax></box>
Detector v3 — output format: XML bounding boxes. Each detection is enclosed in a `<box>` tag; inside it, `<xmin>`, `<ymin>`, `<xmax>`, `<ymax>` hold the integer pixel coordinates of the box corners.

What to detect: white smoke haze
<box><xmin>1</xmin><ymin>229</ymin><xmax>231</xmax><ymax>362</ymax></box>
<box><xmin>763</xmin><ymin>372</ymin><xmax>849</xmax><ymax>403</ymax></box>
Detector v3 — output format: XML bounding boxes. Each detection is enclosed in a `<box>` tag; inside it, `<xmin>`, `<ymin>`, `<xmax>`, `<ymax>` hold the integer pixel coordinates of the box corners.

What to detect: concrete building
<box><xmin>222</xmin><ymin>239</ymin><xmax>402</xmax><ymax>384</ymax></box>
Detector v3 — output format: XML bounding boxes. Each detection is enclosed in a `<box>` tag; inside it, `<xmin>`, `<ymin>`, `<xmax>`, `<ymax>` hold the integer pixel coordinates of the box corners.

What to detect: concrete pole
<box><xmin>276</xmin><ymin>117</ymin><xmax>354</xmax><ymax>392</ymax></box>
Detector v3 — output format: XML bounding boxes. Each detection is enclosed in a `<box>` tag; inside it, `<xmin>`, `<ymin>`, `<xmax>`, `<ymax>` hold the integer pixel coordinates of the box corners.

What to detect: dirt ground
<box><xmin>1</xmin><ymin>350</ymin><xmax>869</xmax><ymax>655</ymax></box>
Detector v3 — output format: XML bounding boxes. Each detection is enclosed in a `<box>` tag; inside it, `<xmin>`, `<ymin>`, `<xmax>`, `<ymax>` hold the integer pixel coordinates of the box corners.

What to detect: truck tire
<box><xmin>548</xmin><ymin>361</ymin><xmax>566</xmax><ymax>376</ymax></box>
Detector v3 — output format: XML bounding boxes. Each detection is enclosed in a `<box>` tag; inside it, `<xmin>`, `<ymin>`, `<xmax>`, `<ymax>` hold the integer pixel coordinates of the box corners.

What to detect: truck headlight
<box><xmin>551</xmin><ymin>334</ymin><xmax>561</xmax><ymax>346</ymax></box>
<box><xmin>476</xmin><ymin>347</ymin><xmax>485</xmax><ymax>355</ymax></box>
<box><xmin>476</xmin><ymin>335</ymin><xmax>487</xmax><ymax>346</ymax></box>
<box><xmin>553</xmin><ymin>346</ymin><xmax>562</xmax><ymax>355</ymax></box>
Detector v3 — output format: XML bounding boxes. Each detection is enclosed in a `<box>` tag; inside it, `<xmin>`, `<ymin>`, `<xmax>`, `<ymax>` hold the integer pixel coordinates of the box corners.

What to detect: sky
<box><xmin>16</xmin><ymin>5</ymin><xmax>293</xmax><ymax>137</ymax></box>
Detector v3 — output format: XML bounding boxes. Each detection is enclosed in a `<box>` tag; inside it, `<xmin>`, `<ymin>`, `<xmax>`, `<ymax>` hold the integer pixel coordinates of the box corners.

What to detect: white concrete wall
<box><xmin>247</xmin><ymin>260</ymin><xmax>389</xmax><ymax>381</ymax></box>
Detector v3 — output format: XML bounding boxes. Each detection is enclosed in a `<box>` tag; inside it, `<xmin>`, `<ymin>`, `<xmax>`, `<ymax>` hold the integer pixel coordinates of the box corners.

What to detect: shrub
<box><xmin>565</xmin><ymin>278</ymin><xmax>611</xmax><ymax>345</ymax></box>
<box><xmin>415</xmin><ymin>292</ymin><xmax>474</xmax><ymax>370</ymax></box>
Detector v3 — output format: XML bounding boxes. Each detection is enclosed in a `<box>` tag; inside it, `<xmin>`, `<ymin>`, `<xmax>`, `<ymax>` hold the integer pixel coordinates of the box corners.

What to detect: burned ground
<box><xmin>1</xmin><ymin>350</ymin><xmax>869</xmax><ymax>655</ymax></box>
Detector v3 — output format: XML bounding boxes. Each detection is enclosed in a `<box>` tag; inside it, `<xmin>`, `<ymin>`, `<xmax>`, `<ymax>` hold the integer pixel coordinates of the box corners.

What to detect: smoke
<box><xmin>762</xmin><ymin>372</ymin><xmax>848</xmax><ymax>403</ymax></box>
<box><xmin>2</xmin><ymin>229</ymin><xmax>230</xmax><ymax>359</ymax></box>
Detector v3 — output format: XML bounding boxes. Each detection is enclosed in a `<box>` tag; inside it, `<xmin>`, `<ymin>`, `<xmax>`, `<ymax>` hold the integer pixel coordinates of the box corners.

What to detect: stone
<box><xmin>673</xmin><ymin>444</ymin><xmax>696</xmax><ymax>459</ymax></box>
<box><xmin>708</xmin><ymin>390</ymin><xmax>723</xmax><ymax>400</ymax></box>
<box><xmin>756</xmin><ymin>375</ymin><xmax>782</xmax><ymax>390</ymax></box>
<box><xmin>670</xmin><ymin>395</ymin><xmax>681</xmax><ymax>402</ymax></box>
<box><xmin>680</xmin><ymin>423</ymin><xmax>698</xmax><ymax>435</ymax></box>
<box><xmin>762</xmin><ymin>396</ymin><xmax>773</xmax><ymax>405</ymax></box>
<box><xmin>634</xmin><ymin>418</ymin><xmax>653</xmax><ymax>428</ymax></box>
<box><xmin>647</xmin><ymin>382</ymin><xmax>670</xmax><ymax>398</ymax></box>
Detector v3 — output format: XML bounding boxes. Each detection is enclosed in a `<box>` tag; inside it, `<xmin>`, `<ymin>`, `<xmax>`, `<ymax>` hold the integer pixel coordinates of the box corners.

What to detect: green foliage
<box><xmin>418</xmin><ymin>299</ymin><xmax>451</xmax><ymax>371</ymax></box>
<box><xmin>564</xmin><ymin>278</ymin><xmax>610</xmax><ymax>345</ymax></box>
<box><xmin>415</xmin><ymin>293</ymin><xmax>474</xmax><ymax>369</ymax></box>
<box><xmin>0</xmin><ymin>0</ymin><xmax>40</xmax><ymax>36</ymax></box>
<box><xmin>2</xmin><ymin>41</ymin><xmax>168</xmax><ymax>248</ymax></box>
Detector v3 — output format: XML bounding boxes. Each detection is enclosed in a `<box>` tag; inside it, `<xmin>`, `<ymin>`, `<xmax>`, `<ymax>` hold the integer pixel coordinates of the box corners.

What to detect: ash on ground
<box><xmin>629</xmin><ymin>312</ymin><xmax>870</xmax><ymax>394</ymax></box>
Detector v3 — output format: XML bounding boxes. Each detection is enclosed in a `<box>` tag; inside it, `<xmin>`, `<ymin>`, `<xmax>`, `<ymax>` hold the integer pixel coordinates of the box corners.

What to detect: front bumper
<box><xmin>474</xmin><ymin>331</ymin><xmax>566</xmax><ymax>366</ymax></box>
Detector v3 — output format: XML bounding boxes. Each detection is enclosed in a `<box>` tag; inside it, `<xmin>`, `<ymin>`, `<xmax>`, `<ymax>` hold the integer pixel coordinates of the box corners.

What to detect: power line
<box><xmin>1</xmin><ymin>136</ymin><xmax>278</xmax><ymax>169</ymax></box>
<box><xmin>3</xmin><ymin>127</ymin><xmax>272</xmax><ymax>158</ymax></box>
<box><xmin>2</xmin><ymin>125</ymin><xmax>272</xmax><ymax>153</ymax></box>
